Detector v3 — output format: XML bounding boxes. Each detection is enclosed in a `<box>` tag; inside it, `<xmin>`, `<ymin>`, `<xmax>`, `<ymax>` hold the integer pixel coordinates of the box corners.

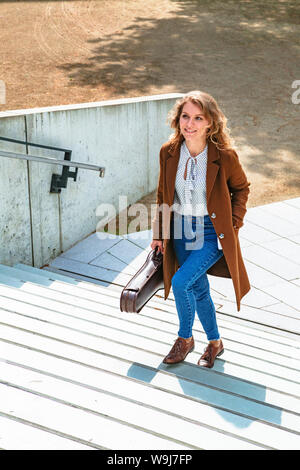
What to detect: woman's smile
<box><xmin>179</xmin><ymin>101</ymin><xmax>210</xmax><ymax>143</ymax></box>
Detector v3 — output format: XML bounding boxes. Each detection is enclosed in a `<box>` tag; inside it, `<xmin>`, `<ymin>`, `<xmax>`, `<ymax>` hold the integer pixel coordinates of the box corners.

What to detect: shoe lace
<box><xmin>202</xmin><ymin>343</ymin><xmax>213</xmax><ymax>362</ymax></box>
<box><xmin>172</xmin><ymin>338</ymin><xmax>184</xmax><ymax>354</ymax></box>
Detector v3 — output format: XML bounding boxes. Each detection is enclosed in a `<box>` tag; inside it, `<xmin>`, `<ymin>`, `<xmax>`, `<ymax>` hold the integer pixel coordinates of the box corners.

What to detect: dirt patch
<box><xmin>1</xmin><ymin>0</ymin><xmax>300</xmax><ymax>230</ymax></box>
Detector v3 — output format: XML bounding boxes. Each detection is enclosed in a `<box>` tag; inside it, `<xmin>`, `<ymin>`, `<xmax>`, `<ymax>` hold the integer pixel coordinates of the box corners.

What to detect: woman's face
<box><xmin>179</xmin><ymin>101</ymin><xmax>211</xmax><ymax>143</ymax></box>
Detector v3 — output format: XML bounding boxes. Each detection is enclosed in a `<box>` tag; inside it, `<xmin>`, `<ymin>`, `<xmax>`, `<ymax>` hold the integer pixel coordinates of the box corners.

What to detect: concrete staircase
<box><xmin>0</xmin><ymin>261</ymin><xmax>299</xmax><ymax>449</ymax></box>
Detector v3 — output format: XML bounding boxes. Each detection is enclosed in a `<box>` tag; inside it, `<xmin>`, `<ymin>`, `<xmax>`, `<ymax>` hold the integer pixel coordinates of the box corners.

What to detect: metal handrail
<box><xmin>0</xmin><ymin>136</ymin><xmax>73</xmax><ymax>153</ymax></box>
<box><xmin>0</xmin><ymin>149</ymin><xmax>105</xmax><ymax>177</ymax></box>
<box><xmin>0</xmin><ymin>136</ymin><xmax>105</xmax><ymax>193</ymax></box>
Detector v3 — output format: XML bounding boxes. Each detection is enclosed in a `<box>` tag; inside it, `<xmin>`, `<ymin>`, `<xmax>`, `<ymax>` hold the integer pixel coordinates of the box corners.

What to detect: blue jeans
<box><xmin>171</xmin><ymin>213</ymin><xmax>224</xmax><ymax>341</ymax></box>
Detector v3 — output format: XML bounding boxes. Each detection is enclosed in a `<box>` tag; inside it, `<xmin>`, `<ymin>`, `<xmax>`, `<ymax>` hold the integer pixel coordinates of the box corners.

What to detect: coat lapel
<box><xmin>165</xmin><ymin>139</ymin><xmax>181</xmax><ymax>205</ymax></box>
<box><xmin>206</xmin><ymin>140</ymin><xmax>220</xmax><ymax>203</ymax></box>
<box><xmin>165</xmin><ymin>138</ymin><xmax>220</xmax><ymax>207</ymax></box>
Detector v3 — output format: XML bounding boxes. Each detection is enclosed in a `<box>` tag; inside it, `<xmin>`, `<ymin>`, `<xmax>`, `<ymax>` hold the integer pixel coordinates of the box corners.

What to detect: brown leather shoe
<box><xmin>163</xmin><ymin>336</ymin><xmax>194</xmax><ymax>364</ymax></box>
<box><xmin>197</xmin><ymin>340</ymin><xmax>224</xmax><ymax>368</ymax></box>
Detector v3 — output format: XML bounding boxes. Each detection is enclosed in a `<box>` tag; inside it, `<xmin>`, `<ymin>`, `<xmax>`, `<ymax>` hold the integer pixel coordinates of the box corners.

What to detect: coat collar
<box><xmin>166</xmin><ymin>138</ymin><xmax>220</xmax><ymax>205</ymax></box>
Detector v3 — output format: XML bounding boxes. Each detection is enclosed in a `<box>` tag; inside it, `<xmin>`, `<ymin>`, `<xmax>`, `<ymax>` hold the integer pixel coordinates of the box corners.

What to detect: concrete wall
<box><xmin>0</xmin><ymin>94</ymin><xmax>182</xmax><ymax>267</ymax></box>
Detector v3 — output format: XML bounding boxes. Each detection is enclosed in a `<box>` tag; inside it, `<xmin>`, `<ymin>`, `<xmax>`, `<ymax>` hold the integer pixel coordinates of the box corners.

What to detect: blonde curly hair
<box><xmin>167</xmin><ymin>90</ymin><xmax>233</xmax><ymax>151</ymax></box>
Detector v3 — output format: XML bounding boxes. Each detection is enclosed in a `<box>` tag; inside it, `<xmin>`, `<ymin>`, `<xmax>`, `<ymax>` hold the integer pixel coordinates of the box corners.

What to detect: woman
<box><xmin>151</xmin><ymin>90</ymin><xmax>251</xmax><ymax>368</ymax></box>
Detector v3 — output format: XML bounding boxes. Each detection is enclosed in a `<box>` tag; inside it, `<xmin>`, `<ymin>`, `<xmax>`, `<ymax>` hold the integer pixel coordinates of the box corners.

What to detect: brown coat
<box><xmin>152</xmin><ymin>138</ymin><xmax>251</xmax><ymax>311</ymax></box>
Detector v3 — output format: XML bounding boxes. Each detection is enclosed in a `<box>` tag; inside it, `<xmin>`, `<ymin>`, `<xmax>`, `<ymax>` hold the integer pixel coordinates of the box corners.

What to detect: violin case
<box><xmin>120</xmin><ymin>248</ymin><xmax>164</xmax><ymax>313</ymax></box>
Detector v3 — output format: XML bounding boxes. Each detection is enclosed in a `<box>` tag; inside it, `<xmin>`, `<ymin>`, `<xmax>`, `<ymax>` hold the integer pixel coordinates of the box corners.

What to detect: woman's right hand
<box><xmin>151</xmin><ymin>239</ymin><xmax>164</xmax><ymax>255</ymax></box>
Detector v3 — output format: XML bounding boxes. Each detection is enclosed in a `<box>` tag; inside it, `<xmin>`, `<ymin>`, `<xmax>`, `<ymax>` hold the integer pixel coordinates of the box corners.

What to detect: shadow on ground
<box><xmin>127</xmin><ymin>359</ymin><xmax>283</xmax><ymax>430</ymax></box>
<box><xmin>58</xmin><ymin>0</ymin><xmax>300</xmax><ymax>204</ymax></box>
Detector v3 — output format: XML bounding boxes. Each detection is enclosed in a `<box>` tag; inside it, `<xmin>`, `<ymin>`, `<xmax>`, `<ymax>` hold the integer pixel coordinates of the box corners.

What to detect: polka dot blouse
<box><xmin>173</xmin><ymin>141</ymin><xmax>209</xmax><ymax>217</ymax></box>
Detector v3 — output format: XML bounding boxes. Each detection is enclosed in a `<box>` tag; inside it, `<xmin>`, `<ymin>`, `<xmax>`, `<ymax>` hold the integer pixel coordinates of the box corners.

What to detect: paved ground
<box><xmin>0</xmin><ymin>197</ymin><xmax>299</xmax><ymax>449</ymax></box>
<box><xmin>49</xmin><ymin>197</ymin><xmax>300</xmax><ymax>332</ymax></box>
<box><xmin>1</xmin><ymin>1</ymin><xmax>299</xmax><ymax>449</ymax></box>
<box><xmin>0</xmin><ymin>0</ymin><xmax>299</xmax><ymax>207</ymax></box>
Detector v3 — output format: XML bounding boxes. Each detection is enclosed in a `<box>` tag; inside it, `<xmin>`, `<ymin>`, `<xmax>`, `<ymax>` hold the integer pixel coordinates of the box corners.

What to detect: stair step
<box><xmin>0</xmin><ymin>326</ymin><xmax>299</xmax><ymax>449</ymax></box>
<box><xmin>0</xmin><ymin>301</ymin><xmax>299</xmax><ymax>405</ymax></box>
<box><xmin>15</xmin><ymin>263</ymin><xmax>81</xmax><ymax>284</ymax></box>
<box><xmin>0</xmin><ymin>258</ymin><xmax>298</xmax><ymax>449</ymax></box>
<box><xmin>0</xmin><ymin>276</ymin><xmax>299</xmax><ymax>361</ymax></box>
<box><xmin>0</xmin><ymin>413</ymin><xmax>94</xmax><ymax>450</ymax></box>
<box><xmin>0</xmin><ymin>380</ymin><xmax>188</xmax><ymax>450</ymax></box>
<box><xmin>11</xmin><ymin>264</ymin><xmax>300</xmax><ymax>340</ymax></box>
<box><xmin>0</xmin><ymin>360</ymin><xmax>267</xmax><ymax>450</ymax></box>
<box><xmin>46</xmin><ymin>256</ymin><xmax>132</xmax><ymax>286</ymax></box>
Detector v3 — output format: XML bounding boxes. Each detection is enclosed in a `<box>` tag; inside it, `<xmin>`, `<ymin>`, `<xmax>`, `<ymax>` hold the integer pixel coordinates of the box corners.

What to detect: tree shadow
<box><xmin>57</xmin><ymin>0</ymin><xmax>300</xmax><ymax>96</ymax></box>
<box><xmin>0</xmin><ymin>0</ymin><xmax>88</xmax><ymax>2</ymax></box>
<box><xmin>57</xmin><ymin>0</ymin><xmax>300</xmax><ymax>195</ymax></box>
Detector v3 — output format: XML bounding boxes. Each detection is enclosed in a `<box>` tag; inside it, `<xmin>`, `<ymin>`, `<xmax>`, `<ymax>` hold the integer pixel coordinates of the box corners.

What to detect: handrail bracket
<box><xmin>50</xmin><ymin>150</ymin><xmax>78</xmax><ymax>193</ymax></box>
